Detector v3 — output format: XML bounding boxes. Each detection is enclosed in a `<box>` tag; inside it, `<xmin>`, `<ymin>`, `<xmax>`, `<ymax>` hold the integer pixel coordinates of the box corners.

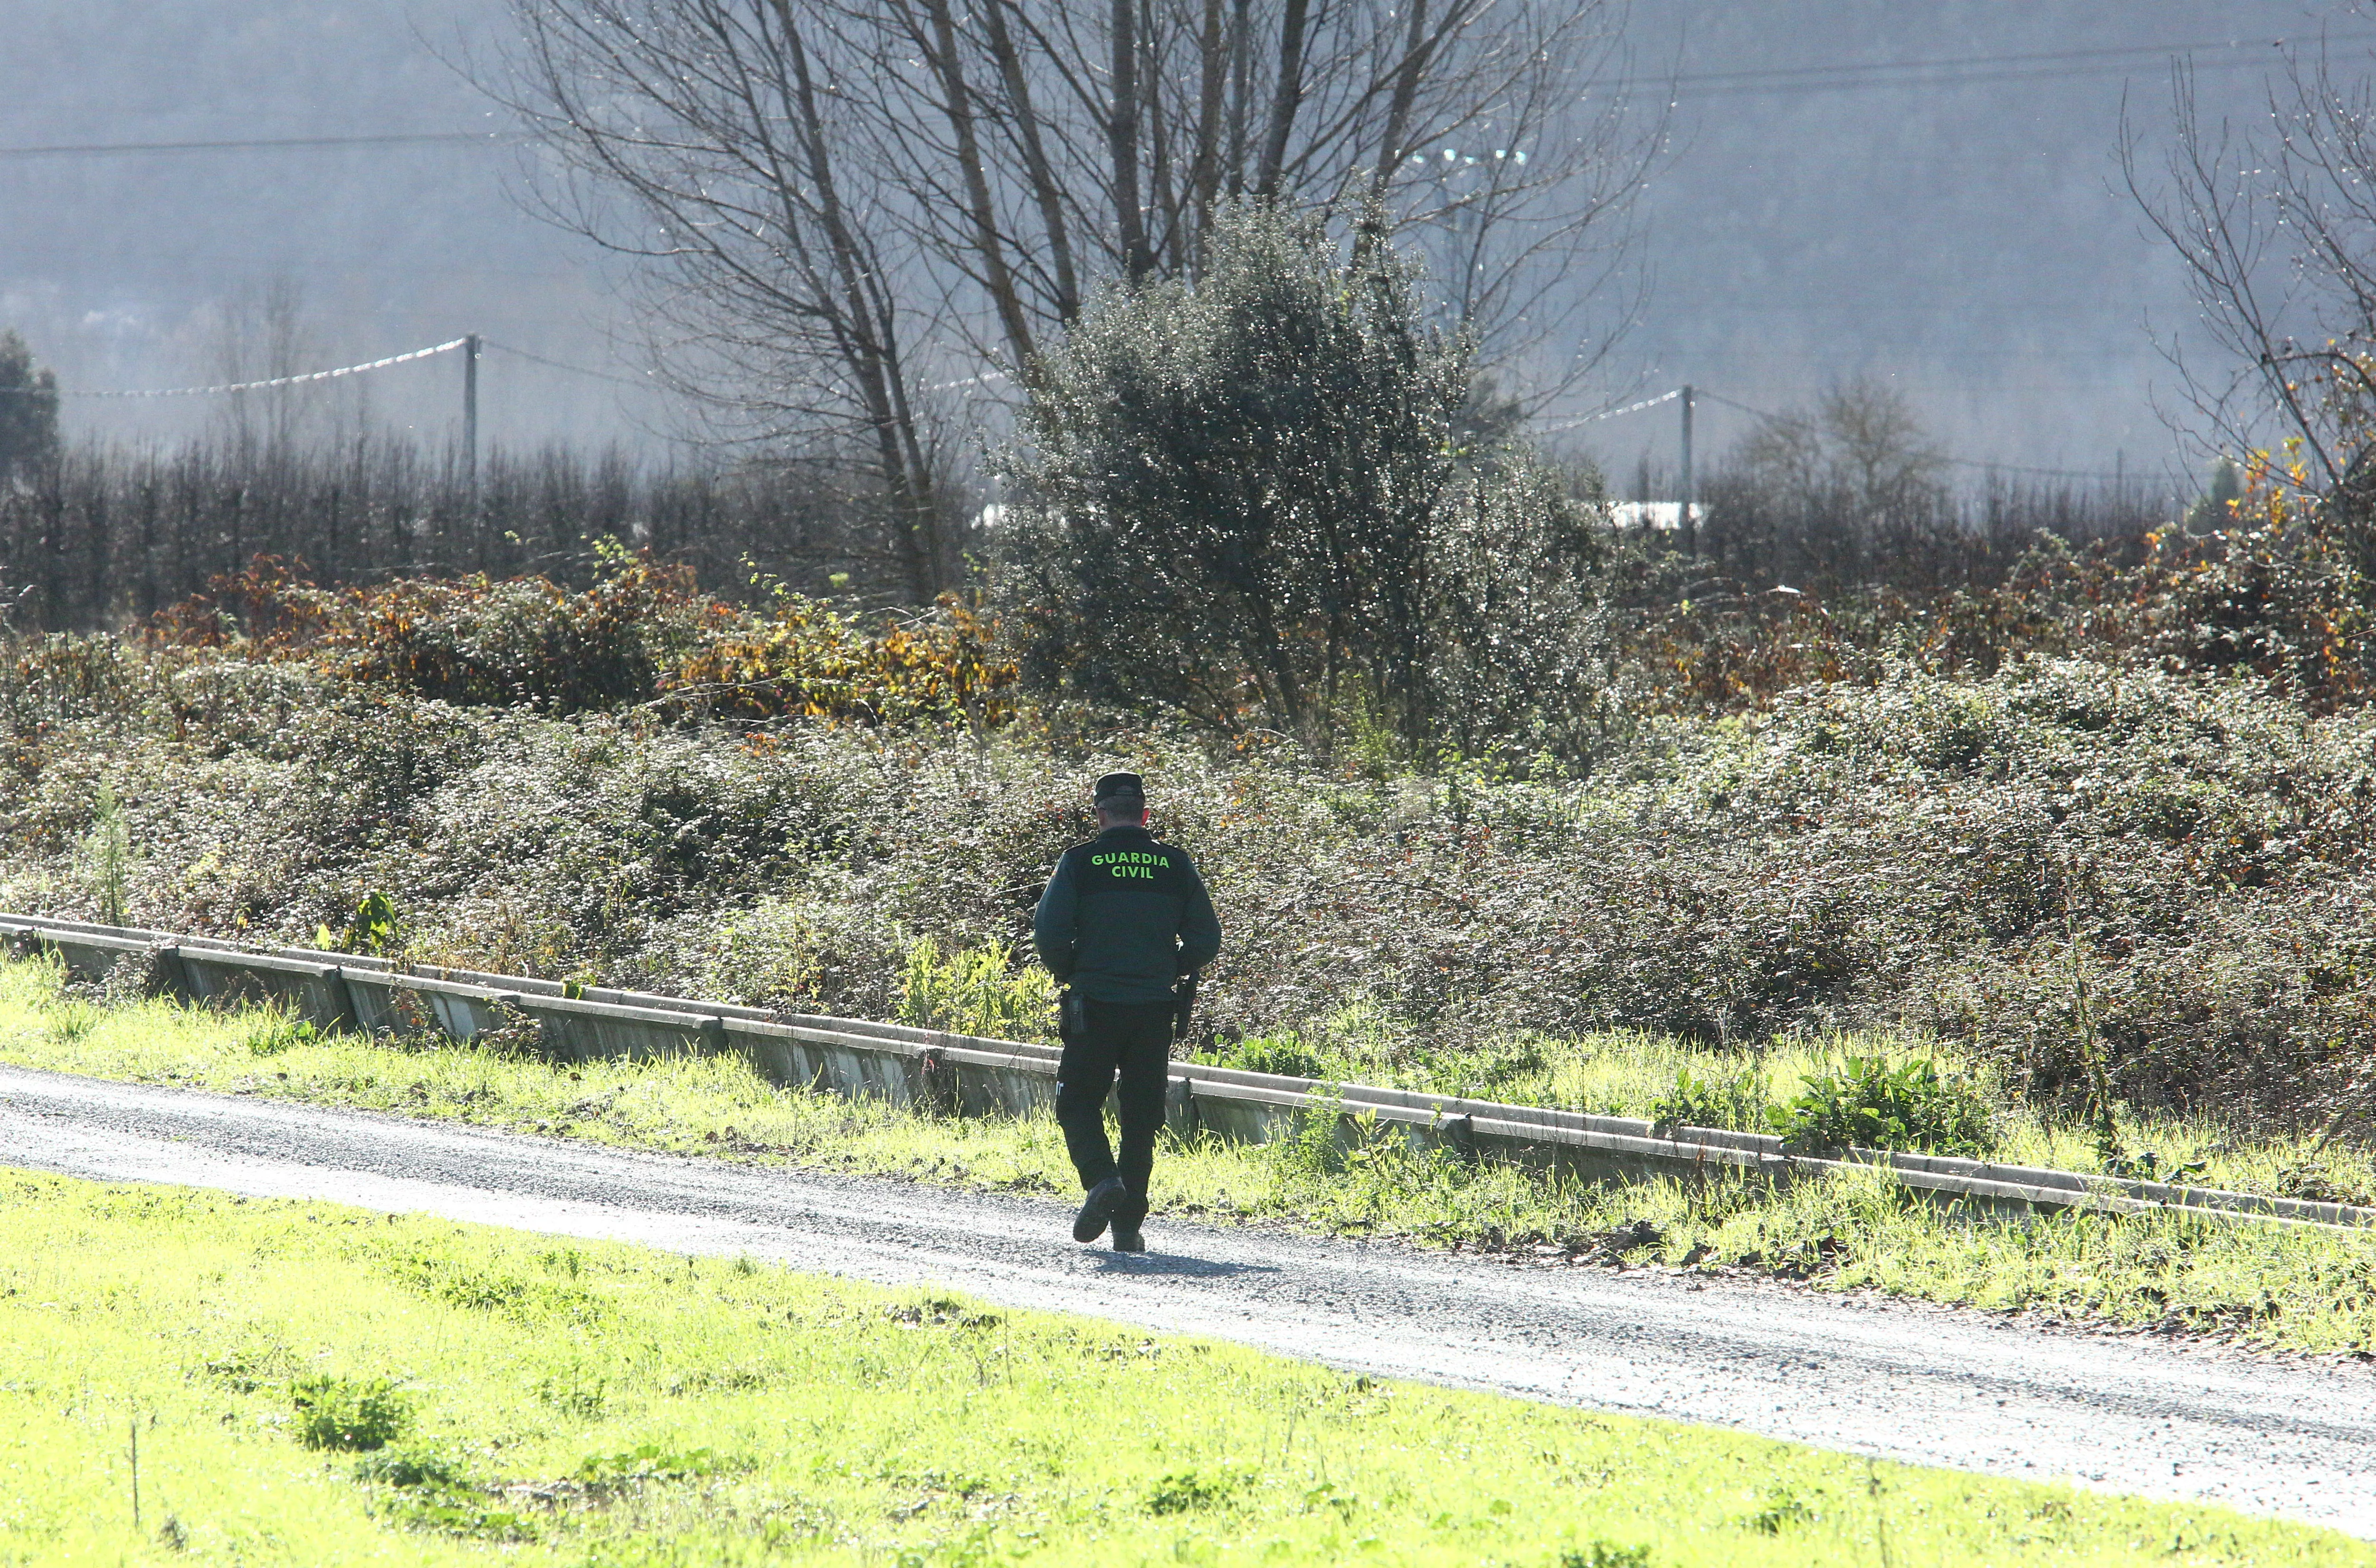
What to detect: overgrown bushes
<box><xmin>4</xmin><ymin>411</ymin><xmax>2375</xmax><ymax>1141</ymax></box>
<box><xmin>139</xmin><ymin>552</ymin><xmax>1016</xmax><ymax>727</ymax></box>
<box><xmin>664</xmin><ymin>592</ymin><xmax>1017</xmax><ymax>730</ymax></box>
<box><xmin>1768</xmin><ymin>1057</ymin><xmax>1995</xmax><ymax>1158</ymax></box>
<box><xmin>151</xmin><ymin>553</ymin><xmax>711</xmax><ymax>713</ymax></box>
<box><xmin>291</xmin><ymin>1374</ymin><xmax>414</xmax><ymax>1451</ymax></box>
<box><xmin>1615</xmin><ymin>457</ymin><xmax>2376</xmax><ymax>719</ymax></box>
<box><xmin>6</xmin><ymin>610</ymin><xmax>2376</xmax><ymax>1134</ymax></box>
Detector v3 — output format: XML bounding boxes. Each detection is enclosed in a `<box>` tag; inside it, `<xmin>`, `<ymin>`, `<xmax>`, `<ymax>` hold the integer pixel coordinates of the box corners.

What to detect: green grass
<box><xmin>1211</xmin><ymin>1005</ymin><xmax>2376</xmax><ymax>1204</ymax></box>
<box><xmin>4</xmin><ymin>1169</ymin><xmax>2369</xmax><ymax>1567</ymax></box>
<box><xmin>12</xmin><ymin>955</ymin><xmax>2376</xmax><ymax>1355</ymax></box>
<box><xmin>913</xmin><ymin>937</ymin><xmax>2376</xmax><ymax>1204</ymax></box>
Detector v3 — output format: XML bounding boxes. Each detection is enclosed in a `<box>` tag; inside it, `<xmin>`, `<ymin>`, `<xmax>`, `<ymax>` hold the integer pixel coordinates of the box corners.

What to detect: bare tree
<box><xmin>501</xmin><ymin>0</ymin><xmax>964</xmax><ymax>599</ymax></box>
<box><xmin>205</xmin><ymin>279</ymin><xmax>353</xmax><ymax>457</ymax></box>
<box><xmin>847</xmin><ymin>0</ymin><xmax>1654</xmax><ymax>394</ymax></box>
<box><xmin>1738</xmin><ymin>381</ymin><xmax>1945</xmax><ymax>515</ymax></box>
<box><xmin>1721</xmin><ymin>379</ymin><xmax>1950</xmax><ymax>588</ymax></box>
<box><xmin>2125</xmin><ymin>34</ymin><xmax>2376</xmax><ymax>508</ymax></box>
<box><xmin>495</xmin><ymin>0</ymin><xmax>1653</xmax><ymax>600</ymax></box>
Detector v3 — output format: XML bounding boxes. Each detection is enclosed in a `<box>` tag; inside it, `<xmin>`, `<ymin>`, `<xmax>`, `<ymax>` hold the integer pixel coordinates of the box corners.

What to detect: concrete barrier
<box><xmin>176</xmin><ymin>948</ymin><xmax>358</xmax><ymax>1031</ymax></box>
<box><xmin>3</xmin><ymin>911</ymin><xmax>2368</xmax><ymax>1234</ymax></box>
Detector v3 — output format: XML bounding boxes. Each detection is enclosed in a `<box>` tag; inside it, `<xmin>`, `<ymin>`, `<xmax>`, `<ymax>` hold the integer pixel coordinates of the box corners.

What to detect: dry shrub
<box><xmin>147</xmin><ymin>553</ymin><xmax>715</xmax><ymax>714</ymax></box>
<box><xmin>1619</xmin><ymin>461</ymin><xmax>2376</xmax><ymax>720</ymax></box>
<box><xmin>660</xmin><ymin>593</ymin><xmax>1017</xmax><ymax>730</ymax></box>
<box><xmin>144</xmin><ymin>556</ymin><xmax>1018</xmax><ymax>732</ymax></box>
<box><xmin>1</xmin><ymin>648</ymin><xmax>2370</xmax><ymax>1127</ymax></box>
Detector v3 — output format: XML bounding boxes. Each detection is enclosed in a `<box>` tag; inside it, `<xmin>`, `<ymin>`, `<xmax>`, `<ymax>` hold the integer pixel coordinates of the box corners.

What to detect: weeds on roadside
<box><xmin>1143</xmin><ymin>1463</ymin><xmax>1257</xmax><ymax>1514</ymax></box>
<box><xmin>291</xmin><ymin>1374</ymin><xmax>413</xmax><ymax>1451</ymax></box>
<box><xmin>80</xmin><ymin>782</ymin><xmax>129</xmax><ymax>927</ymax></box>
<box><xmin>1557</xmin><ymin>1543</ymin><xmax>1654</xmax><ymax>1568</ymax></box>
<box><xmin>895</xmin><ymin>937</ymin><xmax>1055</xmax><ymax>1043</ymax></box>
<box><xmin>42</xmin><ymin>998</ymin><xmax>97</xmax><ymax>1046</ymax></box>
<box><xmin>315</xmin><ymin>890</ymin><xmax>401</xmax><ymax>957</ymax></box>
<box><xmin>244</xmin><ymin>1008</ymin><xmax>323</xmax><ymax>1057</ymax></box>
<box><xmin>1651</xmin><ymin>1065</ymin><xmax>1769</xmax><ymax>1136</ymax></box>
<box><xmin>1744</xmin><ymin>1483</ymin><xmax>1821</xmax><ymax>1534</ymax></box>
<box><xmin>1769</xmin><ymin>1056</ymin><xmax>1995</xmax><ymax>1158</ymax></box>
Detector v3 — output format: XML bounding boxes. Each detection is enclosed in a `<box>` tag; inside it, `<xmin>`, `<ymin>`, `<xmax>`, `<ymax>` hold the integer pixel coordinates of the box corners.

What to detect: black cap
<box><xmin>1093</xmin><ymin>771</ymin><xmax>1146</xmax><ymax>808</ymax></box>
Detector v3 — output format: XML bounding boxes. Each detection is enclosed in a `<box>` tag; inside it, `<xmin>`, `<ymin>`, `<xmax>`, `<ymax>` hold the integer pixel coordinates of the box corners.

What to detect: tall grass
<box><xmin>80</xmin><ymin>781</ymin><xmax>128</xmax><ymax>927</ymax></box>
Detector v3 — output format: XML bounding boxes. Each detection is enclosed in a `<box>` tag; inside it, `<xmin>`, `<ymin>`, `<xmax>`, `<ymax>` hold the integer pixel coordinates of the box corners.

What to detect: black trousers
<box><xmin>1055</xmin><ymin>997</ymin><xmax>1173</xmax><ymax>1226</ymax></box>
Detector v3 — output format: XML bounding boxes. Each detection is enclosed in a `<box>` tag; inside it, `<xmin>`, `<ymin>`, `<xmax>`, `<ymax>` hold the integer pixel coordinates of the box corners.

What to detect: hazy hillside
<box><xmin>1601</xmin><ymin>0</ymin><xmax>2333</xmax><ymax>487</ymax></box>
<box><xmin>0</xmin><ymin>0</ymin><xmax>657</xmax><ymax>451</ymax></box>
<box><xmin>0</xmin><ymin>0</ymin><xmax>2337</xmax><ymax>475</ymax></box>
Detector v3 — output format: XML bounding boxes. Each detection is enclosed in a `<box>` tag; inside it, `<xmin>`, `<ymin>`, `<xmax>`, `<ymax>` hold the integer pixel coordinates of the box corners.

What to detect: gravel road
<box><xmin>6</xmin><ymin>1062</ymin><xmax>2376</xmax><ymax>1536</ymax></box>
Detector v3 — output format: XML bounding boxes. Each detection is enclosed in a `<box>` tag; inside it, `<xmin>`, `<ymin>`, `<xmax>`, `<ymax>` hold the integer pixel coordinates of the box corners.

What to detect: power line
<box><xmin>1669</xmin><ymin>32</ymin><xmax>2372</xmax><ymax>99</ymax></box>
<box><xmin>0</xmin><ymin>132</ymin><xmax>514</xmax><ymax>160</ymax></box>
<box><xmin>1674</xmin><ymin>38</ymin><xmax>2266</xmax><ymax>89</ymax></box>
<box><xmin>50</xmin><ymin>338</ymin><xmax>471</xmax><ymax>399</ymax></box>
<box><xmin>1673</xmin><ymin>37</ymin><xmax>2290</xmax><ymax>91</ymax></box>
<box><xmin>0</xmin><ymin>337</ymin><xmax>660</xmax><ymax>401</ymax></box>
<box><xmin>1937</xmin><ymin>455</ymin><xmax>2142</xmax><ymax>482</ymax></box>
<box><xmin>923</xmin><ymin>368</ymin><xmax>1012</xmax><ymax>393</ymax></box>
<box><xmin>0</xmin><ymin>341</ymin><xmax>2151</xmax><ymax>482</ymax></box>
<box><xmin>1560</xmin><ymin>386</ymin><xmax>2142</xmax><ymax>482</ymax></box>
<box><xmin>482</xmin><ymin>339</ymin><xmax>650</xmax><ymax>389</ymax></box>
<box><xmin>0</xmin><ymin>33</ymin><xmax>2351</xmax><ymax>168</ymax></box>
<box><xmin>485</xmin><ymin>342</ymin><xmax>1002</xmax><ymax>394</ymax></box>
<box><xmin>1535</xmin><ymin>387</ymin><xmax>1679</xmax><ymax>434</ymax></box>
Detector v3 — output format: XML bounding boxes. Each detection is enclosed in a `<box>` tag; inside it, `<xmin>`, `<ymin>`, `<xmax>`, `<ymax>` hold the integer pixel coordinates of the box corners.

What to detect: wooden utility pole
<box><xmin>1679</xmin><ymin>383</ymin><xmax>1695</xmax><ymax>557</ymax></box>
<box><xmin>462</xmin><ymin>333</ymin><xmax>481</xmax><ymax>494</ymax></box>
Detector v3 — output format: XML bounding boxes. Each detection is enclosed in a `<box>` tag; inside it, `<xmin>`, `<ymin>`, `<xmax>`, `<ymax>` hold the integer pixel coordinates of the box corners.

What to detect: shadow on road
<box><xmin>1085</xmin><ymin>1249</ymin><xmax>1279</xmax><ymax>1280</ymax></box>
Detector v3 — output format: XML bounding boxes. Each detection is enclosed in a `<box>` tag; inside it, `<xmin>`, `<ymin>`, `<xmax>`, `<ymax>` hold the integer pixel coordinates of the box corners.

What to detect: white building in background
<box><xmin>1607</xmin><ymin>501</ymin><xmax>1706</xmax><ymax>532</ymax></box>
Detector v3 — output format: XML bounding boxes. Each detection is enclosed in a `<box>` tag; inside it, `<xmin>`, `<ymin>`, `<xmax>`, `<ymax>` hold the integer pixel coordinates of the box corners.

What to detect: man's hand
<box><xmin>1172</xmin><ymin>971</ymin><xmax>1199</xmax><ymax>1043</ymax></box>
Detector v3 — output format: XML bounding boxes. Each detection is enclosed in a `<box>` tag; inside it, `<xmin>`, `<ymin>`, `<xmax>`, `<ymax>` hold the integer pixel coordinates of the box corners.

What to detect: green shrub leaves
<box><xmin>1144</xmin><ymin>1463</ymin><xmax>1257</xmax><ymax>1515</ymax></box>
<box><xmin>1770</xmin><ymin>1056</ymin><xmax>1996</xmax><ymax>1159</ymax></box>
<box><xmin>290</xmin><ymin>1374</ymin><xmax>413</xmax><ymax>1451</ymax></box>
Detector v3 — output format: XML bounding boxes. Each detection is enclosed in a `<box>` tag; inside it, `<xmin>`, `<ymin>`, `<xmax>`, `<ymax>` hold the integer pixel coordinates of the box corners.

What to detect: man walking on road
<box><xmin>1033</xmin><ymin>772</ymin><xmax>1221</xmax><ymax>1252</ymax></box>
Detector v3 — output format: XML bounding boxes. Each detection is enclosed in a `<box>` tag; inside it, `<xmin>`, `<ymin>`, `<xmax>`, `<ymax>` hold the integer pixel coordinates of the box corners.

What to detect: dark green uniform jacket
<box><xmin>1033</xmin><ymin>825</ymin><xmax>1222</xmax><ymax>1003</ymax></box>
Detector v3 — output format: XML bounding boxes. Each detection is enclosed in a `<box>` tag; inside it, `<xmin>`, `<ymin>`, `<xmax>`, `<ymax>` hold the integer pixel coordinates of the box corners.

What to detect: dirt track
<box><xmin>7</xmin><ymin>1062</ymin><xmax>2376</xmax><ymax>1535</ymax></box>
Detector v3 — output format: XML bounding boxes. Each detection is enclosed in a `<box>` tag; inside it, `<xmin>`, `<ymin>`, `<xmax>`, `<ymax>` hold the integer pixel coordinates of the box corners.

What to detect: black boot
<box><xmin>1110</xmin><ymin>1222</ymin><xmax>1146</xmax><ymax>1253</ymax></box>
<box><xmin>1072</xmin><ymin>1176</ymin><xmax>1127</xmax><ymax>1243</ymax></box>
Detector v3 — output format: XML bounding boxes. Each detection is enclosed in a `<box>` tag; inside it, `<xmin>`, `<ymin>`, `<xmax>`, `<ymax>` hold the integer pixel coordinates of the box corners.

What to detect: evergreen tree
<box><xmin>0</xmin><ymin>332</ymin><xmax>59</xmax><ymax>485</ymax></box>
<box><xmin>2186</xmin><ymin>457</ymin><xmax>2244</xmax><ymax>530</ymax></box>
<box><xmin>998</xmin><ymin>205</ymin><xmax>1614</xmax><ymax>762</ymax></box>
<box><xmin>998</xmin><ymin>205</ymin><xmax>1467</xmax><ymax>747</ymax></box>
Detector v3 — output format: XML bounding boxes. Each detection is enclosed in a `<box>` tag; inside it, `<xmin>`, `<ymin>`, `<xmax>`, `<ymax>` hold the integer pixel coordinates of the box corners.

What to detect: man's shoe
<box><xmin>1072</xmin><ymin>1177</ymin><xmax>1127</xmax><ymax>1243</ymax></box>
<box><xmin>1110</xmin><ymin>1225</ymin><xmax>1146</xmax><ymax>1254</ymax></box>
